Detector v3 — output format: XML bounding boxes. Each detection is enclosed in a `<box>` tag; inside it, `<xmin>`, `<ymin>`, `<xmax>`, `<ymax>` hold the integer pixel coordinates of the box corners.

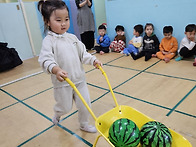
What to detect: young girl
<box><xmin>109</xmin><ymin>25</ymin><xmax>126</xmax><ymax>53</ymax></box>
<box><xmin>38</xmin><ymin>0</ymin><xmax>102</xmax><ymax>133</ymax></box>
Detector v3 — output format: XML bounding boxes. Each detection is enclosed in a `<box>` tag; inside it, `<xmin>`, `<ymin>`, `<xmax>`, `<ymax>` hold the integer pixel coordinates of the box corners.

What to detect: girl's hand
<box><xmin>93</xmin><ymin>59</ymin><xmax>102</xmax><ymax>69</ymax></box>
<box><xmin>52</xmin><ymin>66</ymin><xmax>68</xmax><ymax>82</ymax></box>
<box><xmin>56</xmin><ymin>69</ymin><xmax>68</xmax><ymax>82</ymax></box>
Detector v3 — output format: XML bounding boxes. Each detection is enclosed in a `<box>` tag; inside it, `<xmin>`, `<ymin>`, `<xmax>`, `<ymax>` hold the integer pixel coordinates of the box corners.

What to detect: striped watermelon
<box><xmin>140</xmin><ymin>121</ymin><xmax>172</xmax><ymax>147</ymax></box>
<box><xmin>109</xmin><ymin>118</ymin><xmax>140</xmax><ymax>147</ymax></box>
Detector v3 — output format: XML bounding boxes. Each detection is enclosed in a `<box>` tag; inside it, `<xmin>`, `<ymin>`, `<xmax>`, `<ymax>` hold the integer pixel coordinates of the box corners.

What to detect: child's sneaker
<box><xmin>133</xmin><ymin>50</ymin><xmax>138</xmax><ymax>56</ymax></box>
<box><xmin>133</xmin><ymin>52</ymin><xmax>138</xmax><ymax>56</ymax></box>
<box><xmin>52</xmin><ymin>115</ymin><xmax>60</xmax><ymax>125</ymax></box>
<box><xmin>175</xmin><ymin>56</ymin><xmax>183</xmax><ymax>61</ymax></box>
<box><xmin>120</xmin><ymin>50</ymin><xmax>124</xmax><ymax>54</ymax></box>
<box><xmin>80</xmin><ymin>125</ymin><xmax>97</xmax><ymax>133</ymax></box>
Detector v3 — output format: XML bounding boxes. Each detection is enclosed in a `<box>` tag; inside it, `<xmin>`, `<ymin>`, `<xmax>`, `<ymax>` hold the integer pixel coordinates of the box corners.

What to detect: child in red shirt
<box><xmin>109</xmin><ymin>25</ymin><xmax>126</xmax><ymax>53</ymax></box>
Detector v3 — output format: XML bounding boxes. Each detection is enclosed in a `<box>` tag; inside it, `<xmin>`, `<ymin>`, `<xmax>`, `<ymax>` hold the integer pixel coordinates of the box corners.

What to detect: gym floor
<box><xmin>0</xmin><ymin>52</ymin><xmax>195</xmax><ymax>147</ymax></box>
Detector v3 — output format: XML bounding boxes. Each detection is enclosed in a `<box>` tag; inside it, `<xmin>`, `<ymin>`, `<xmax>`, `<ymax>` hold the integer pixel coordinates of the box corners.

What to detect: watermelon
<box><xmin>140</xmin><ymin>121</ymin><xmax>172</xmax><ymax>147</ymax></box>
<box><xmin>109</xmin><ymin>118</ymin><xmax>140</xmax><ymax>147</ymax></box>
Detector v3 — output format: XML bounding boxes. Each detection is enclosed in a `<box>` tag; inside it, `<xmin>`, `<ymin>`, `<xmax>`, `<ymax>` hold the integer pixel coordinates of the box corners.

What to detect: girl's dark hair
<box><xmin>134</xmin><ymin>24</ymin><xmax>143</xmax><ymax>35</ymax></box>
<box><xmin>185</xmin><ymin>24</ymin><xmax>196</xmax><ymax>32</ymax></box>
<box><xmin>145</xmin><ymin>23</ymin><xmax>154</xmax><ymax>30</ymax></box>
<box><xmin>98</xmin><ymin>24</ymin><xmax>106</xmax><ymax>30</ymax></box>
<box><xmin>37</xmin><ymin>0</ymin><xmax>69</xmax><ymax>32</ymax></box>
<box><xmin>115</xmin><ymin>25</ymin><xmax>124</xmax><ymax>32</ymax></box>
<box><xmin>163</xmin><ymin>26</ymin><xmax>173</xmax><ymax>34</ymax></box>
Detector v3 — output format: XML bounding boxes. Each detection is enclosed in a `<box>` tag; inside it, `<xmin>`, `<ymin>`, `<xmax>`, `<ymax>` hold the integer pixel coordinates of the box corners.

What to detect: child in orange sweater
<box><xmin>156</xmin><ymin>26</ymin><xmax>178</xmax><ymax>63</ymax></box>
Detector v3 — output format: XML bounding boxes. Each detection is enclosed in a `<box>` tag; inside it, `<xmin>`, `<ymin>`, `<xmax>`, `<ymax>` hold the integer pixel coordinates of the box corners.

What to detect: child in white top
<box><xmin>123</xmin><ymin>24</ymin><xmax>143</xmax><ymax>56</ymax></box>
<box><xmin>175</xmin><ymin>24</ymin><xmax>196</xmax><ymax>66</ymax></box>
<box><xmin>38</xmin><ymin>0</ymin><xmax>102</xmax><ymax>133</ymax></box>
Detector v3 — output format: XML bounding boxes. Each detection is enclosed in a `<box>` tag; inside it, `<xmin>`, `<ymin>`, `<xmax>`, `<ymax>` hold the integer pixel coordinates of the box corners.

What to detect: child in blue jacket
<box><xmin>123</xmin><ymin>24</ymin><xmax>143</xmax><ymax>56</ymax></box>
<box><xmin>94</xmin><ymin>24</ymin><xmax>110</xmax><ymax>55</ymax></box>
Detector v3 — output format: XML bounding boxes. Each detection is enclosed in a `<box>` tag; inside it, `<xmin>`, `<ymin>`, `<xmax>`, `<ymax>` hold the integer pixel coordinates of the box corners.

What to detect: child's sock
<box><xmin>100</xmin><ymin>51</ymin><xmax>104</xmax><ymax>55</ymax></box>
<box><xmin>175</xmin><ymin>56</ymin><xmax>183</xmax><ymax>61</ymax></box>
<box><xmin>164</xmin><ymin>57</ymin><xmax>170</xmax><ymax>63</ymax></box>
<box><xmin>123</xmin><ymin>48</ymin><xmax>129</xmax><ymax>56</ymax></box>
<box><xmin>132</xmin><ymin>48</ymin><xmax>138</xmax><ymax>56</ymax></box>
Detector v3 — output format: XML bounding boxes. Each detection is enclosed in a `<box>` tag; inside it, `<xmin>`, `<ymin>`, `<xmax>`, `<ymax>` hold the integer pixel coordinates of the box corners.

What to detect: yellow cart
<box><xmin>64</xmin><ymin>65</ymin><xmax>192</xmax><ymax>147</ymax></box>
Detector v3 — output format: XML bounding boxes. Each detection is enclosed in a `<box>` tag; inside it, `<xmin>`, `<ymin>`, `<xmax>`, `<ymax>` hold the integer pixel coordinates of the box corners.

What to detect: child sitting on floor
<box><xmin>93</xmin><ymin>24</ymin><xmax>110</xmax><ymax>55</ymax></box>
<box><xmin>175</xmin><ymin>24</ymin><xmax>196</xmax><ymax>66</ymax></box>
<box><xmin>123</xmin><ymin>24</ymin><xmax>143</xmax><ymax>56</ymax></box>
<box><xmin>109</xmin><ymin>25</ymin><xmax>126</xmax><ymax>53</ymax></box>
<box><xmin>156</xmin><ymin>26</ymin><xmax>178</xmax><ymax>63</ymax></box>
<box><xmin>131</xmin><ymin>23</ymin><xmax>160</xmax><ymax>61</ymax></box>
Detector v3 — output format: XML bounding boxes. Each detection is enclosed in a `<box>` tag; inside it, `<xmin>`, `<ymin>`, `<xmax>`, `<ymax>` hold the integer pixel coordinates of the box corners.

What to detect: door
<box><xmin>0</xmin><ymin>3</ymin><xmax>33</xmax><ymax>60</ymax></box>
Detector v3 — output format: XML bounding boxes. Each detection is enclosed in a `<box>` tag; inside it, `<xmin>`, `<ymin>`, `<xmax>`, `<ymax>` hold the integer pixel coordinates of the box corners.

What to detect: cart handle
<box><xmin>64</xmin><ymin>78</ymin><xmax>97</xmax><ymax>121</ymax></box>
<box><xmin>97</xmin><ymin>64</ymin><xmax>119</xmax><ymax>107</ymax></box>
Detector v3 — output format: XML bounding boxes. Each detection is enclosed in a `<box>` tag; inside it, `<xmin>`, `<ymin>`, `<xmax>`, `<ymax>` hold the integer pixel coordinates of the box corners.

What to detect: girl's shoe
<box><xmin>52</xmin><ymin>115</ymin><xmax>60</xmax><ymax>125</ymax></box>
<box><xmin>80</xmin><ymin>125</ymin><xmax>97</xmax><ymax>133</ymax></box>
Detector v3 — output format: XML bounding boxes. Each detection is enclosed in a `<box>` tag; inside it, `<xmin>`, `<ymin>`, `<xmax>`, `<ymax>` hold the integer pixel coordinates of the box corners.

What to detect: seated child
<box><xmin>123</xmin><ymin>24</ymin><xmax>143</xmax><ymax>56</ymax></box>
<box><xmin>156</xmin><ymin>26</ymin><xmax>178</xmax><ymax>63</ymax></box>
<box><xmin>175</xmin><ymin>24</ymin><xmax>196</xmax><ymax>66</ymax></box>
<box><xmin>94</xmin><ymin>24</ymin><xmax>110</xmax><ymax>55</ymax></box>
<box><xmin>131</xmin><ymin>23</ymin><xmax>160</xmax><ymax>61</ymax></box>
<box><xmin>109</xmin><ymin>25</ymin><xmax>126</xmax><ymax>53</ymax></box>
